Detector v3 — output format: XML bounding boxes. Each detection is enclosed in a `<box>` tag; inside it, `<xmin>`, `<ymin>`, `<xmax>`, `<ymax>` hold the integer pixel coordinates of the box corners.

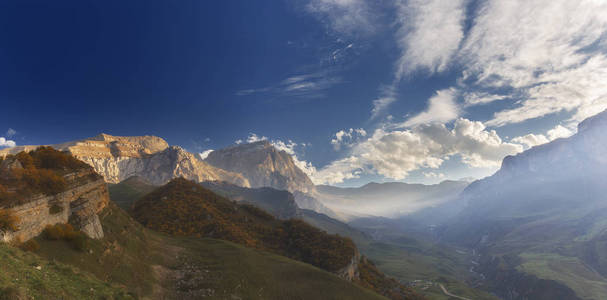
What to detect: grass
<box><xmin>518</xmin><ymin>252</ymin><xmax>607</xmax><ymax>300</ymax></box>
<box><xmin>29</xmin><ymin>200</ymin><xmax>388</xmax><ymax>300</ymax></box>
<box><xmin>107</xmin><ymin>177</ymin><xmax>156</xmax><ymax>211</ymax></box>
<box><xmin>0</xmin><ymin>242</ymin><xmax>133</xmax><ymax>300</ymax></box>
<box><xmin>170</xmin><ymin>237</ymin><xmax>387</xmax><ymax>300</ymax></box>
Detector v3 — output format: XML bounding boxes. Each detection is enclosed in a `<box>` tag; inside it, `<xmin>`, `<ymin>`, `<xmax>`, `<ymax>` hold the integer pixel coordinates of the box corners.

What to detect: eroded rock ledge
<box><xmin>0</xmin><ymin>169</ymin><xmax>109</xmax><ymax>242</ymax></box>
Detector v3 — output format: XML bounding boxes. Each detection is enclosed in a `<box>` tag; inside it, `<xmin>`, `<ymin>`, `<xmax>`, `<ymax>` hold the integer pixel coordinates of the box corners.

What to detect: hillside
<box><xmin>108</xmin><ymin>176</ymin><xmax>157</xmax><ymax>210</ymax></box>
<box><xmin>131</xmin><ymin>178</ymin><xmax>423</xmax><ymax>300</ymax></box>
<box><xmin>439</xmin><ymin>110</ymin><xmax>607</xmax><ymax>299</ymax></box>
<box><xmin>12</xmin><ymin>200</ymin><xmax>392</xmax><ymax>300</ymax></box>
<box><xmin>0</xmin><ymin>134</ymin><xmax>249</xmax><ymax>187</ymax></box>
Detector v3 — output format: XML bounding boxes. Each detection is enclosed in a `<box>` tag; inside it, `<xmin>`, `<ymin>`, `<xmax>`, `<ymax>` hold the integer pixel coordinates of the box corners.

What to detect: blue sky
<box><xmin>1</xmin><ymin>0</ymin><xmax>607</xmax><ymax>186</ymax></box>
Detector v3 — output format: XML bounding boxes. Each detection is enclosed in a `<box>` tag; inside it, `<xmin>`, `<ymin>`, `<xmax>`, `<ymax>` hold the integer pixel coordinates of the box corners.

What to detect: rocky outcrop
<box><xmin>204</xmin><ymin>141</ymin><xmax>315</xmax><ymax>194</ymax></box>
<box><xmin>0</xmin><ymin>134</ymin><xmax>250</xmax><ymax>187</ymax></box>
<box><xmin>337</xmin><ymin>248</ymin><xmax>361</xmax><ymax>281</ymax></box>
<box><xmin>0</xmin><ymin>168</ymin><xmax>109</xmax><ymax>242</ymax></box>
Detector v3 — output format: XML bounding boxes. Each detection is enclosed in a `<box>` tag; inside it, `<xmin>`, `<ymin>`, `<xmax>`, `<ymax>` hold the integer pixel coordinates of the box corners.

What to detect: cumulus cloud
<box><xmin>401</xmin><ymin>88</ymin><xmax>460</xmax><ymax>127</ymax></box>
<box><xmin>511</xmin><ymin>134</ymin><xmax>550</xmax><ymax>149</ymax></box>
<box><xmin>313</xmin><ymin>118</ymin><xmax>522</xmax><ymax>184</ymax></box>
<box><xmin>198</xmin><ymin>150</ymin><xmax>214</xmax><ymax>160</ymax></box>
<box><xmin>511</xmin><ymin>124</ymin><xmax>575</xmax><ymax>149</ymax></box>
<box><xmin>0</xmin><ymin>137</ymin><xmax>16</xmax><ymax>148</ymax></box>
<box><xmin>394</xmin><ymin>0</ymin><xmax>467</xmax><ymax>78</ymax></box>
<box><xmin>271</xmin><ymin>139</ymin><xmax>318</xmax><ymax>177</ymax></box>
<box><xmin>331</xmin><ymin>128</ymin><xmax>367</xmax><ymax>150</ymax></box>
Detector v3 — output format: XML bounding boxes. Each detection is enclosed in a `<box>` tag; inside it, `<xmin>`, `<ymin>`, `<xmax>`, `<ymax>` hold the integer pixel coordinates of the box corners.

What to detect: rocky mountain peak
<box><xmin>204</xmin><ymin>141</ymin><xmax>316</xmax><ymax>194</ymax></box>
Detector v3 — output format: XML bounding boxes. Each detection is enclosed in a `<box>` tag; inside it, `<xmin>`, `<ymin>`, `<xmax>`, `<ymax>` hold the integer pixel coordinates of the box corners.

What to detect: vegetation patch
<box><xmin>0</xmin><ymin>147</ymin><xmax>91</xmax><ymax>207</ymax></box>
<box><xmin>518</xmin><ymin>252</ymin><xmax>607</xmax><ymax>300</ymax></box>
<box><xmin>132</xmin><ymin>178</ymin><xmax>356</xmax><ymax>273</ymax></box>
<box><xmin>0</xmin><ymin>209</ymin><xmax>18</xmax><ymax>232</ymax></box>
<box><xmin>43</xmin><ymin>224</ymin><xmax>89</xmax><ymax>252</ymax></box>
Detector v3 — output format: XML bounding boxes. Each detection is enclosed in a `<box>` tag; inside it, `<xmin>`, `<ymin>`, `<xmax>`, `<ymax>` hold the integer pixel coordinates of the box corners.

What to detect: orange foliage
<box><xmin>0</xmin><ymin>147</ymin><xmax>90</xmax><ymax>206</ymax></box>
<box><xmin>0</xmin><ymin>209</ymin><xmax>19</xmax><ymax>231</ymax></box>
<box><xmin>132</xmin><ymin>178</ymin><xmax>356</xmax><ymax>272</ymax></box>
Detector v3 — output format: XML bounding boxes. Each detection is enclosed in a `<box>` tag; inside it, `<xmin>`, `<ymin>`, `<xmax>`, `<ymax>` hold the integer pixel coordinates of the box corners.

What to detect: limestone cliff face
<box><xmin>204</xmin><ymin>141</ymin><xmax>315</xmax><ymax>194</ymax></box>
<box><xmin>336</xmin><ymin>248</ymin><xmax>361</xmax><ymax>282</ymax></box>
<box><xmin>0</xmin><ymin>134</ymin><xmax>250</xmax><ymax>187</ymax></box>
<box><xmin>0</xmin><ymin>168</ymin><xmax>109</xmax><ymax>242</ymax></box>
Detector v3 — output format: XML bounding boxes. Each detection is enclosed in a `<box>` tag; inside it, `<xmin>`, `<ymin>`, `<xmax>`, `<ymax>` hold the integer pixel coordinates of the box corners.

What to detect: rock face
<box><xmin>204</xmin><ymin>141</ymin><xmax>315</xmax><ymax>194</ymax></box>
<box><xmin>336</xmin><ymin>248</ymin><xmax>361</xmax><ymax>281</ymax></box>
<box><xmin>0</xmin><ymin>134</ymin><xmax>250</xmax><ymax>187</ymax></box>
<box><xmin>0</xmin><ymin>168</ymin><xmax>109</xmax><ymax>242</ymax></box>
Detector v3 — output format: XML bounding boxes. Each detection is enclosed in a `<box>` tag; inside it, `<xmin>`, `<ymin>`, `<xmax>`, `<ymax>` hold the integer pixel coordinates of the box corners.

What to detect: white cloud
<box><xmin>0</xmin><ymin>137</ymin><xmax>16</xmax><ymax>148</ymax></box>
<box><xmin>271</xmin><ymin>138</ymin><xmax>317</xmax><ymax>177</ymax></box>
<box><xmin>463</xmin><ymin>92</ymin><xmax>507</xmax><ymax>107</ymax></box>
<box><xmin>401</xmin><ymin>88</ymin><xmax>460</xmax><ymax>127</ymax></box>
<box><xmin>371</xmin><ymin>84</ymin><xmax>398</xmax><ymax>119</ymax></box>
<box><xmin>246</xmin><ymin>133</ymin><xmax>268</xmax><ymax>143</ymax></box>
<box><xmin>394</xmin><ymin>0</ymin><xmax>467</xmax><ymax>78</ymax></box>
<box><xmin>331</xmin><ymin>127</ymin><xmax>367</xmax><ymax>150</ymax></box>
<box><xmin>198</xmin><ymin>150</ymin><xmax>214</xmax><ymax>160</ymax></box>
<box><xmin>459</xmin><ymin>0</ymin><xmax>607</xmax><ymax>127</ymax></box>
<box><xmin>547</xmin><ymin>125</ymin><xmax>574</xmax><ymax>140</ymax></box>
<box><xmin>238</xmin><ymin>133</ymin><xmax>318</xmax><ymax>177</ymax></box>
<box><xmin>511</xmin><ymin>134</ymin><xmax>550</xmax><ymax>149</ymax></box>
<box><xmin>305</xmin><ymin>0</ymin><xmax>375</xmax><ymax>36</ymax></box>
<box><xmin>313</xmin><ymin>118</ymin><xmax>522</xmax><ymax>184</ymax></box>
<box><xmin>511</xmin><ymin>124</ymin><xmax>575</xmax><ymax>149</ymax></box>
<box><xmin>236</xmin><ymin>71</ymin><xmax>341</xmax><ymax>98</ymax></box>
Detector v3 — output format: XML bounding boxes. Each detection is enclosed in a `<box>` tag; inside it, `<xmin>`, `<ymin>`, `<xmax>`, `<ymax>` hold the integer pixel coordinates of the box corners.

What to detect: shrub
<box><xmin>0</xmin><ymin>286</ymin><xmax>27</xmax><ymax>300</ymax></box>
<box><xmin>19</xmin><ymin>239</ymin><xmax>40</xmax><ymax>252</ymax></box>
<box><xmin>43</xmin><ymin>223</ymin><xmax>88</xmax><ymax>251</ymax></box>
<box><xmin>0</xmin><ymin>209</ymin><xmax>19</xmax><ymax>231</ymax></box>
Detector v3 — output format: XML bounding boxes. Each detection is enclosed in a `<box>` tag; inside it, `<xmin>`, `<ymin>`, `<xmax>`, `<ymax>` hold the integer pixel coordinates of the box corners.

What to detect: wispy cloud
<box><xmin>400</xmin><ymin>88</ymin><xmax>460</xmax><ymax>127</ymax></box>
<box><xmin>236</xmin><ymin>71</ymin><xmax>341</xmax><ymax>98</ymax></box>
<box><xmin>394</xmin><ymin>0</ymin><xmax>467</xmax><ymax>79</ymax></box>
<box><xmin>5</xmin><ymin>128</ymin><xmax>16</xmax><ymax>138</ymax></box>
<box><xmin>305</xmin><ymin>0</ymin><xmax>377</xmax><ymax>37</ymax></box>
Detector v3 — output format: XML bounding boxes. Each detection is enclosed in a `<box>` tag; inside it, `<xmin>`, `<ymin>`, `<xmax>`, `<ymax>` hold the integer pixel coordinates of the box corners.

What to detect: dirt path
<box><xmin>439</xmin><ymin>284</ymin><xmax>473</xmax><ymax>300</ymax></box>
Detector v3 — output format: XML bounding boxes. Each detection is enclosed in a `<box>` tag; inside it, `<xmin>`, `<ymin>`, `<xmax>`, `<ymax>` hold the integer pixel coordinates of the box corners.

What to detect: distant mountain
<box><xmin>201</xmin><ymin>181</ymin><xmax>301</xmax><ymax>220</ymax></box>
<box><xmin>316</xmin><ymin>180</ymin><xmax>469</xmax><ymax>219</ymax></box>
<box><xmin>204</xmin><ymin>141</ymin><xmax>315</xmax><ymax>194</ymax></box>
<box><xmin>441</xmin><ymin>109</ymin><xmax>607</xmax><ymax>300</ymax></box>
<box><xmin>204</xmin><ymin>141</ymin><xmax>336</xmax><ymax>216</ymax></box>
<box><xmin>0</xmin><ymin>134</ymin><xmax>249</xmax><ymax>187</ymax></box>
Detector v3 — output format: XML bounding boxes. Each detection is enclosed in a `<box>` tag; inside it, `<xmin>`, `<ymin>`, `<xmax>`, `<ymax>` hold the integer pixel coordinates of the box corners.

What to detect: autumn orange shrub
<box><xmin>0</xmin><ymin>209</ymin><xmax>19</xmax><ymax>231</ymax></box>
<box><xmin>132</xmin><ymin>178</ymin><xmax>356</xmax><ymax>272</ymax></box>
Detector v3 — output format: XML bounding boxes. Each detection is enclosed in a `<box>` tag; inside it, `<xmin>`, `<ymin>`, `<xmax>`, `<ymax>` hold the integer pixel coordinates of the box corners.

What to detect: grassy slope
<box><xmin>31</xmin><ymin>201</ymin><xmax>387</xmax><ymax>300</ymax></box>
<box><xmin>518</xmin><ymin>253</ymin><xmax>607</xmax><ymax>300</ymax></box>
<box><xmin>0</xmin><ymin>242</ymin><xmax>132</xmax><ymax>300</ymax></box>
<box><xmin>107</xmin><ymin>176</ymin><xmax>157</xmax><ymax>211</ymax></box>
